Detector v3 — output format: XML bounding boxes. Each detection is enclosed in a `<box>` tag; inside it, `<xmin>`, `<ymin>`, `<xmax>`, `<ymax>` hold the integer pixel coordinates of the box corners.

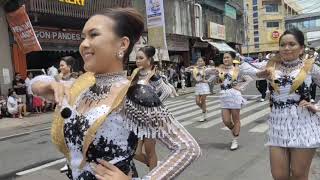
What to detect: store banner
<box><xmin>145</xmin><ymin>0</ymin><xmax>169</xmax><ymax>62</ymax></box>
<box><xmin>6</xmin><ymin>6</ymin><xmax>42</xmax><ymax>54</ymax></box>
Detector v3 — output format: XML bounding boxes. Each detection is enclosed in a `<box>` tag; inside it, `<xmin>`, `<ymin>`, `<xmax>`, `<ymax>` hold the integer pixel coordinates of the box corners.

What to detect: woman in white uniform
<box><xmin>241</xmin><ymin>28</ymin><xmax>320</xmax><ymax>180</ymax></box>
<box><xmin>216</xmin><ymin>52</ymin><xmax>252</xmax><ymax>150</ymax></box>
<box><xmin>187</xmin><ymin>57</ymin><xmax>214</xmax><ymax>122</ymax></box>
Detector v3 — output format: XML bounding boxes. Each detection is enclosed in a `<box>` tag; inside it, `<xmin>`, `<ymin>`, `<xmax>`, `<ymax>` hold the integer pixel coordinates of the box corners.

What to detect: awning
<box><xmin>208</xmin><ymin>41</ymin><xmax>236</xmax><ymax>52</ymax></box>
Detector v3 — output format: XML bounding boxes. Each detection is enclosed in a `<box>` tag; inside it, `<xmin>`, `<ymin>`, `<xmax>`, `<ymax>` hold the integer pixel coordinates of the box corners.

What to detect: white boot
<box><xmin>230</xmin><ymin>137</ymin><xmax>239</xmax><ymax>151</ymax></box>
<box><xmin>60</xmin><ymin>164</ymin><xmax>68</xmax><ymax>172</ymax></box>
<box><xmin>198</xmin><ymin>112</ymin><xmax>207</xmax><ymax>122</ymax></box>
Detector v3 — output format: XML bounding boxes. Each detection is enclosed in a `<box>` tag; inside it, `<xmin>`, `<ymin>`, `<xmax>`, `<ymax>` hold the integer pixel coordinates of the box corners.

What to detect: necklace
<box><xmin>279</xmin><ymin>59</ymin><xmax>302</xmax><ymax>74</ymax></box>
<box><xmin>82</xmin><ymin>71</ymin><xmax>127</xmax><ymax>105</ymax></box>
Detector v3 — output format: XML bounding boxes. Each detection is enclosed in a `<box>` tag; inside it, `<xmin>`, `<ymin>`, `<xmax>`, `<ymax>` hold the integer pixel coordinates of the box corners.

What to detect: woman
<box><xmin>186</xmin><ymin>57</ymin><xmax>213</xmax><ymax>122</ymax></box>
<box><xmin>133</xmin><ymin>46</ymin><xmax>172</xmax><ymax>171</ymax></box>
<box><xmin>216</xmin><ymin>52</ymin><xmax>251</xmax><ymax>151</ymax></box>
<box><xmin>7</xmin><ymin>89</ymin><xmax>27</xmax><ymax>119</ymax></box>
<box><xmin>56</xmin><ymin>56</ymin><xmax>76</xmax><ymax>86</ymax></box>
<box><xmin>30</xmin><ymin>8</ymin><xmax>200</xmax><ymax>180</ymax></box>
<box><xmin>241</xmin><ymin>28</ymin><xmax>320</xmax><ymax>180</ymax></box>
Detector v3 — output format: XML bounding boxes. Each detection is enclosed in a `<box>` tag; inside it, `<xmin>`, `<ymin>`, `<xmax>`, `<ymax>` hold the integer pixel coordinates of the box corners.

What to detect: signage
<box><xmin>208</xmin><ymin>22</ymin><xmax>226</xmax><ymax>40</ymax></box>
<box><xmin>6</xmin><ymin>6</ymin><xmax>42</xmax><ymax>54</ymax></box>
<box><xmin>272</xmin><ymin>31</ymin><xmax>280</xmax><ymax>39</ymax></box>
<box><xmin>58</xmin><ymin>0</ymin><xmax>85</xmax><ymax>6</ymax></box>
<box><xmin>33</xmin><ymin>27</ymin><xmax>82</xmax><ymax>45</ymax></box>
<box><xmin>225</xmin><ymin>4</ymin><xmax>237</xmax><ymax>19</ymax></box>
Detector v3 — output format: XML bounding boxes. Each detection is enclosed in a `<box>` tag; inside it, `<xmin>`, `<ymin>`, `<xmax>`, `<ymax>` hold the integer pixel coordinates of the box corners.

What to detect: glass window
<box><xmin>254</xmin><ymin>31</ymin><xmax>259</xmax><ymax>36</ymax></box>
<box><xmin>253</xmin><ymin>6</ymin><xmax>258</xmax><ymax>11</ymax></box>
<box><xmin>316</xmin><ymin>19</ymin><xmax>320</xmax><ymax>27</ymax></box>
<box><xmin>266</xmin><ymin>21</ymin><xmax>279</xmax><ymax>28</ymax></box>
<box><xmin>254</xmin><ymin>44</ymin><xmax>259</xmax><ymax>49</ymax></box>
<box><xmin>254</xmin><ymin>37</ymin><xmax>259</xmax><ymax>42</ymax></box>
<box><xmin>265</xmin><ymin>4</ymin><xmax>278</xmax><ymax>12</ymax></box>
<box><xmin>303</xmin><ymin>21</ymin><xmax>309</xmax><ymax>28</ymax></box>
<box><xmin>310</xmin><ymin>19</ymin><xmax>316</xmax><ymax>28</ymax></box>
<box><xmin>253</xmin><ymin>12</ymin><xmax>258</xmax><ymax>18</ymax></box>
<box><xmin>253</xmin><ymin>18</ymin><xmax>258</xmax><ymax>24</ymax></box>
<box><xmin>254</xmin><ymin>24</ymin><xmax>259</xmax><ymax>29</ymax></box>
<box><xmin>253</xmin><ymin>0</ymin><xmax>257</xmax><ymax>5</ymax></box>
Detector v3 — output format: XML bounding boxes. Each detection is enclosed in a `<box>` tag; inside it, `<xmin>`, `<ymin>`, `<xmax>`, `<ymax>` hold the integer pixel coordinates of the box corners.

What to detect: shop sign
<box><xmin>33</xmin><ymin>27</ymin><xmax>82</xmax><ymax>45</ymax></box>
<box><xmin>225</xmin><ymin>4</ymin><xmax>236</xmax><ymax>20</ymax></box>
<box><xmin>167</xmin><ymin>36</ymin><xmax>189</xmax><ymax>51</ymax></box>
<box><xmin>58</xmin><ymin>0</ymin><xmax>85</xmax><ymax>6</ymax></box>
<box><xmin>6</xmin><ymin>6</ymin><xmax>42</xmax><ymax>54</ymax></box>
<box><xmin>208</xmin><ymin>22</ymin><xmax>226</xmax><ymax>40</ymax></box>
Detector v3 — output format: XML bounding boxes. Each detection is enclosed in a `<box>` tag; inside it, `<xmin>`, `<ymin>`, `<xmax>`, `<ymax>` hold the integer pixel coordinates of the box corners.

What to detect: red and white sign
<box><xmin>208</xmin><ymin>22</ymin><xmax>226</xmax><ymax>40</ymax></box>
<box><xmin>6</xmin><ymin>6</ymin><xmax>42</xmax><ymax>54</ymax></box>
<box><xmin>272</xmin><ymin>31</ymin><xmax>280</xmax><ymax>39</ymax></box>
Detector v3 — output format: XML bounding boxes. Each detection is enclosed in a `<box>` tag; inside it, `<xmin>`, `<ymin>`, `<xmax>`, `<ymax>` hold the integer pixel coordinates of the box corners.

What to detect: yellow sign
<box><xmin>58</xmin><ymin>0</ymin><xmax>85</xmax><ymax>6</ymax></box>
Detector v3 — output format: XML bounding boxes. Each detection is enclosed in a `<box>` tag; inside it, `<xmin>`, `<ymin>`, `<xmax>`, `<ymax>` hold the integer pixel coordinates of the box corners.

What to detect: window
<box><xmin>266</xmin><ymin>21</ymin><xmax>279</xmax><ymax>28</ymax></box>
<box><xmin>265</xmin><ymin>4</ymin><xmax>278</xmax><ymax>12</ymax></box>
<box><xmin>254</xmin><ymin>37</ymin><xmax>259</xmax><ymax>42</ymax></box>
<box><xmin>253</xmin><ymin>18</ymin><xmax>258</xmax><ymax>24</ymax></box>
<box><xmin>253</xmin><ymin>12</ymin><xmax>258</xmax><ymax>18</ymax></box>
<box><xmin>254</xmin><ymin>31</ymin><xmax>259</xmax><ymax>36</ymax></box>
<box><xmin>254</xmin><ymin>24</ymin><xmax>259</xmax><ymax>30</ymax></box>
<box><xmin>253</xmin><ymin>6</ymin><xmax>258</xmax><ymax>11</ymax></box>
<box><xmin>253</xmin><ymin>0</ymin><xmax>257</xmax><ymax>5</ymax></box>
<box><xmin>254</xmin><ymin>44</ymin><xmax>259</xmax><ymax>49</ymax></box>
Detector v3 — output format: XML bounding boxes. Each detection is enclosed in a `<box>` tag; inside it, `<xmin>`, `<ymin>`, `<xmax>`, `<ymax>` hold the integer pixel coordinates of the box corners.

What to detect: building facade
<box><xmin>242</xmin><ymin>0</ymin><xmax>301</xmax><ymax>56</ymax></box>
<box><xmin>286</xmin><ymin>12</ymin><xmax>320</xmax><ymax>48</ymax></box>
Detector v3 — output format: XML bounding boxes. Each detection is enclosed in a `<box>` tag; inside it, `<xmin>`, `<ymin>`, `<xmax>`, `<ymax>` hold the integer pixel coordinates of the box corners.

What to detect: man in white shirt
<box><xmin>7</xmin><ymin>89</ymin><xmax>27</xmax><ymax>119</ymax></box>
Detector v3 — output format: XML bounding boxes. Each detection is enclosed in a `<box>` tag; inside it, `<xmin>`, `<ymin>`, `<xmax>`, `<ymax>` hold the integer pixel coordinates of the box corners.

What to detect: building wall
<box><xmin>243</xmin><ymin>0</ymin><xmax>290</xmax><ymax>54</ymax></box>
<box><xmin>0</xmin><ymin>7</ymin><xmax>14</xmax><ymax>95</ymax></box>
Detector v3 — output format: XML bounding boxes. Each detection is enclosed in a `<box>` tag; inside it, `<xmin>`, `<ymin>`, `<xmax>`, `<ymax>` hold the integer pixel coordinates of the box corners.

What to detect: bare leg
<box><xmin>269</xmin><ymin>146</ymin><xmax>290</xmax><ymax>180</ymax></box>
<box><xmin>230</xmin><ymin>109</ymin><xmax>241</xmax><ymax>137</ymax></box>
<box><xmin>195</xmin><ymin>96</ymin><xmax>201</xmax><ymax>109</ymax></box>
<box><xmin>201</xmin><ymin>95</ymin><xmax>207</xmax><ymax>113</ymax></box>
<box><xmin>18</xmin><ymin>105</ymin><xmax>23</xmax><ymax>119</ymax></box>
<box><xmin>222</xmin><ymin>109</ymin><xmax>233</xmax><ymax>130</ymax></box>
<box><xmin>290</xmin><ymin>148</ymin><xmax>316</xmax><ymax>180</ymax></box>
<box><xmin>144</xmin><ymin>138</ymin><xmax>157</xmax><ymax>171</ymax></box>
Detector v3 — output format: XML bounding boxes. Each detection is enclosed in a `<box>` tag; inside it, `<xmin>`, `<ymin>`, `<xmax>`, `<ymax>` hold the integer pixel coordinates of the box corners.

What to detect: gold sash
<box><xmin>193</xmin><ymin>67</ymin><xmax>206</xmax><ymax>80</ymax></box>
<box><xmin>218</xmin><ymin>65</ymin><xmax>239</xmax><ymax>81</ymax></box>
<box><xmin>51</xmin><ymin>70</ymin><xmax>140</xmax><ymax>169</ymax></box>
<box><xmin>266</xmin><ymin>55</ymin><xmax>315</xmax><ymax>94</ymax></box>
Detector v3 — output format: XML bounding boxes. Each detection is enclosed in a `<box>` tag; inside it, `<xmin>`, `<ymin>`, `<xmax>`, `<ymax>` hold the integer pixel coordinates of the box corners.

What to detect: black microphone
<box><xmin>61</xmin><ymin>107</ymin><xmax>72</xmax><ymax>119</ymax></box>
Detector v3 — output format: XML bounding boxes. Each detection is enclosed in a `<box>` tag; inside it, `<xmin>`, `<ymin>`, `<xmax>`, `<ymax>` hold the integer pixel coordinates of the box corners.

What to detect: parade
<box><xmin>0</xmin><ymin>0</ymin><xmax>320</xmax><ymax>180</ymax></box>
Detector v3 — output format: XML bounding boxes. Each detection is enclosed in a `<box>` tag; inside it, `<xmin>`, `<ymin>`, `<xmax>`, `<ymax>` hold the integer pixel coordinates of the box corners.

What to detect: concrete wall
<box><xmin>0</xmin><ymin>7</ymin><xmax>14</xmax><ymax>95</ymax></box>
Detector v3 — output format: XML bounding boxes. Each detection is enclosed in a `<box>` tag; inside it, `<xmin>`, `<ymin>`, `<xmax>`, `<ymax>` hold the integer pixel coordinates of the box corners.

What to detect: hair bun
<box><xmin>147</xmin><ymin>46</ymin><xmax>156</xmax><ymax>57</ymax></box>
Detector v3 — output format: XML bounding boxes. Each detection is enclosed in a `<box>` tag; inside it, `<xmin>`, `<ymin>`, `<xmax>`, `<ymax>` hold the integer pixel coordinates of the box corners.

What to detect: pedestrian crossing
<box><xmin>164</xmin><ymin>95</ymin><xmax>270</xmax><ymax>133</ymax></box>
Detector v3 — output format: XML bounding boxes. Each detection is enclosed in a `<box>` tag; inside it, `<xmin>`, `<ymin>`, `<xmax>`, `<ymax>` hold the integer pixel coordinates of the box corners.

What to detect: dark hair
<box><xmin>60</xmin><ymin>56</ymin><xmax>75</xmax><ymax>72</ymax></box>
<box><xmin>309</xmin><ymin>47</ymin><xmax>316</xmax><ymax>51</ymax></box>
<box><xmin>139</xmin><ymin>46</ymin><xmax>156</xmax><ymax>64</ymax></box>
<box><xmin>8</xmin><ymin>89</ymin><xmax>15</xmax><ymax>96</ymax></box>
<box><xmin>95</xmin><ymin>8</ymin><xmax>144</xmax><ymax>63</ymax></box>
<box><xmin>224</xmin><ymin>51</ymin><xmax>236</xmax><ymax>59</ymax></box>
<box><xmin>279</xmin><ymin>28</ymin><xmax>305</xmax><ymax>47</ymax></box>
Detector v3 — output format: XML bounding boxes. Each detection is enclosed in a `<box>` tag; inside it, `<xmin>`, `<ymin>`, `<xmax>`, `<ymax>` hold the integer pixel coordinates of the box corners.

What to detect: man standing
<box><xmin>307</xmin><ymin>47</ymin><xmax>318</xmax><ymax>103</ymax></box>
<box><xmin>255</xmin><ymin>53</ymin><xmax>268</xmax><ymax>102</ymax></box>
<box><xmin>12</xmin><ymin>73</ymin><xmax>27</xmax><ymax>106</ymax></box>
<box><xmin>207</xmin><ymin>60</ymin><xmax>216</xmax><ymax>94</ymax></box>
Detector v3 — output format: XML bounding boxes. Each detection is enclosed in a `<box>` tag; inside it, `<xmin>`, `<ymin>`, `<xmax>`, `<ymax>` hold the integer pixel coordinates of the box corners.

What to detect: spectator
<box><xmin>7</xmin><ymin>89</ymin><xmax>27</xmax><ymax>119</ymax></box>
<box><xmin>255</xmin><ymin>53</ymin><xmax>268</xmax><ymax>102</ymax></box>
<box><xmin>207</xmin><ymin>60</ymin><xmax>216</xmax><ymax>94</ymax></box>
<box><xmin>0</xmin><ymin>95</ymin><xmax>7</xmax><ymax>118</ymax></box>
<box><xmin>33</xmin><ymin>95</ymin><xmax>43</xmax><ymax>113</ymax></box>
<box><xmin>12</xmin><ymin>73</ymin><xmax>28</xmax><ymax>110</ymax></box>
<box><xmin>25</xmin><ymin>72</ymin><xmax>33</xmax><ymax>112</ymax></box>
<box><xmin>307</xmin><ymin>47</ymin><xmax>318</xmax><ymax>103</ymax></box>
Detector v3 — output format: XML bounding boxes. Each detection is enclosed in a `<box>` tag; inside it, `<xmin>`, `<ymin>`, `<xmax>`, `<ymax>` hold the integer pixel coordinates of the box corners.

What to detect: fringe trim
<box><xmin>124</xmin><ymin>99</ymin><xmax>175</xmax><ymax>139</ymax></box>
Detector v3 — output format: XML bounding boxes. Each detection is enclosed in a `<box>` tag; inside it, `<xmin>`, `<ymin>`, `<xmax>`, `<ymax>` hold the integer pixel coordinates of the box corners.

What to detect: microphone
<box><xmin>61</xmin><ymin>107</ymin><xmax>72</xmax><ymax>119</ymax></box>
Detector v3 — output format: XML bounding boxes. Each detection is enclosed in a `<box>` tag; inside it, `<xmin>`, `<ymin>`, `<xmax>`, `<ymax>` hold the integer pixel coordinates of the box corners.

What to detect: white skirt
<box><xmin>266</xmin><ymin>105</ymin><xmax>320</xmax><ymax>148</ymax></box>
<box><xmin>195</xmin><ymin>83</ymin><xmax>210</xmax><ymax>95</ymax></box>
<box><xmin>219</xmin><ymin>88</ymin><xmax>247</xmax><ymax>109</ymax></box>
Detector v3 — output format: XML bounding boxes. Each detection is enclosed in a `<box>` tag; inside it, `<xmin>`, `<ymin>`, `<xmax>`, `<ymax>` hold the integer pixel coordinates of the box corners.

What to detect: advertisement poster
<box><xmin>6</xmin><ymin>6</ymin><xmax>42</xmax><ymax>54</ymax></box>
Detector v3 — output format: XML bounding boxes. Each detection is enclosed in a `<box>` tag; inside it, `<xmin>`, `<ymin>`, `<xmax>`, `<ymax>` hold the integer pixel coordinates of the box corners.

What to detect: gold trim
<box><xmin>218</xmin><ymin>65</ymin><xmax>239</xmax><ymax>81</ymax></box>
<box><xmin>193</xmin><ymin>67</ymin><xmax>206</xmax><ymax>80</ymax></box>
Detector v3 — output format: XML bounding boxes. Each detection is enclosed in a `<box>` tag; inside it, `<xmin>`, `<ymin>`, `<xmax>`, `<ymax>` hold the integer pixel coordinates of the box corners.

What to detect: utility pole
<box><xmin>244</xmin><ymin>1</ymin><xmax>250</xmax><ymax>57</ymax></box>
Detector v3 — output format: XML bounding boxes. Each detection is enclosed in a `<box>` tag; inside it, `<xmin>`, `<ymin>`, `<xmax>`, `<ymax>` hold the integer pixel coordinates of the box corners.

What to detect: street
<box><xmin>0</xmin><ymin>83</ymin><xmax>319</xmax><ymax>180</ymax></box>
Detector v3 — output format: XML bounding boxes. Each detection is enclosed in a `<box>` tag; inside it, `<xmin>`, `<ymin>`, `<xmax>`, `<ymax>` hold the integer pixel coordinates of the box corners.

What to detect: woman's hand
<box><xmin>256</xmin><ymin>68</ymin><xmax>273</xmax><ymax>80</ymax></box>
<box><xmin>49</xmin><ymin>81</ymin><xmax>69</xmax><ymax>106</ymax></box>
<box><xmin>91</xmin><ymin>159</ymin><xmax>132</xmax><ymax>180</ymax></box>
<box><xmin>299</xmin><ymin>100</ymin><xmax>319</xmax><ymax>113</ymax></box>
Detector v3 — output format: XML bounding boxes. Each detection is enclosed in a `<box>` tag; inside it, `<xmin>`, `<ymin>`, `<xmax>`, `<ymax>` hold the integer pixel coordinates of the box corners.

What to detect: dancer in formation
<box><xmin>241</xmin><ymin>28</ymin><xmax>320</xmax><ymax>180</ymax></box>
<box><xmin>30</xmin><ymin>8</ymin><xmax>200</xmax><ymax>180</ymax></box>
<box><xmin>215</xmin><ymin>52</ymin><xmax>252</xmax><ymax>150</ymax></box>
<box><xmin>133</xmin><ymin>45</ymin><xmax>172</xmax><ymax>171</ymax></box>
<box><xmin>186</xmin><ymin>57</ymin><xmax>214</xmax><ymax>122</ymax></box>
